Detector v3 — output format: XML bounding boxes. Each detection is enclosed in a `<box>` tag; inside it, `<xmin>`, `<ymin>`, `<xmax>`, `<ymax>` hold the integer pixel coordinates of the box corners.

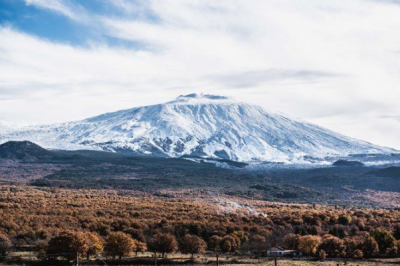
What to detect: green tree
<box><xmin>370</xmin><ymin>229</ymin><xmax>396</xmax><ymax>254</ymax></box>
<box><xmin>338</xmin><ymin>215</ymin><xmax>352</xmax><ymax>225</ymax></box>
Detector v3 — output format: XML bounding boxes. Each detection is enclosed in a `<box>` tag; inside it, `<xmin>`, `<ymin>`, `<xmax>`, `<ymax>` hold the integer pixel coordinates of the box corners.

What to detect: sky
<box><xmin>1</xmin><ymin>0</ymin><xmax>400</xmax><ymax>149</ymax></box>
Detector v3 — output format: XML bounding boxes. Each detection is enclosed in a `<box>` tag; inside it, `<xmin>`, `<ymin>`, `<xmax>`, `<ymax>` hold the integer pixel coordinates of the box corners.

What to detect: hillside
<box><xmin>0</xmin><ymin>141</ymin><xmax>53</xmax><ymax>161</ymax></box>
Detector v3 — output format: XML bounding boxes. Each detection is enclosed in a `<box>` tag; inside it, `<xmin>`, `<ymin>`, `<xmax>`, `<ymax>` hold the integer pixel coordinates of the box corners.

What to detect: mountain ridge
<box><xmin>0</xmin><ymin>94</ymin><xmax>396</xmax><ymax>163</ymax></box>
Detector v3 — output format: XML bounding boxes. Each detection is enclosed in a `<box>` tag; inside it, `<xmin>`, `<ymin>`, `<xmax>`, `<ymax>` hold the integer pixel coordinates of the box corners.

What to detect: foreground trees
<box><xmin>179</xmin><ymin>234</ymin><xmax>206</xmax><ymax>259</ymax></box>
<box><xmin>46</xmin><ymin>232</ymin><xmax>87</xmax><ymax>261</ymax></box>
<box><xmin>243</xmin><ymin>235</ymin><xmax>268</xmax><ymax>254</ymax></box>
<box><xmin>84</xmin><ymin>232</ymin><xmax>104</xmax><ymax>260</ymax></box>
<box><xmin>208</xmin><ymin>235</ymin><xmax>222</xmax><ymax>252</ymax></box>
<box><xmin>219</xmin><ymin>234</ymin><xmax>241</xmax><ymax>253</ymax></box>
<box><xmin>318</xmin><ymin>235</ymin><xmax>346</xmax><ymax>258</ymax></box>
<box><xmin>104</xmin><ymin>232</ymin><xmax>135</xmax><ymax>259</ymax></box>
<box><xmin>298</xmin><ymin>235</ymin><xmax>321</xmax><ymax>256</ymax></box>
<box><xmin>148</xmin><ymin>233</ymin><xmax>178</xmax><ymax>258</ymax></box>
<box><xmin>283</xmin><ymin>233</ymin><xmax>300</xmax><ymax>250</ymax></box>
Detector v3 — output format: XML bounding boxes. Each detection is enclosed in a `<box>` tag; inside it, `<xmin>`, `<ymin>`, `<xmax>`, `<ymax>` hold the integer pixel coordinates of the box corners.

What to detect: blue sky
<box><xmin>0</xmin><ymin>0</ymin><xmax>156</xmax><ymax>47</ymax></box>
<box><xmin>1</xmin><ymin>0</ymin><xmax>400</xmax><ymax>149</ymax></box>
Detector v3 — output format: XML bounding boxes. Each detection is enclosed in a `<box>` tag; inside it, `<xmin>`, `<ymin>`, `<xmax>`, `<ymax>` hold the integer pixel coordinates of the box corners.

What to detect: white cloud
<box><xmin>1</xmin><ymin>0</ymin><xmax>400</xmax><ymax>149</ymax></box>
<box><xmin>23</xmin><ymin>0</ymin><xmax>86</xmax><ymax>21</ymax></box>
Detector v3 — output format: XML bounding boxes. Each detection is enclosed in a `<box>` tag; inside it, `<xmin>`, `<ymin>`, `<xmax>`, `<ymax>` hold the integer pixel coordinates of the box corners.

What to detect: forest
<box><xmin>1</xmin><ymin>185</ymin><xmax>400</xmax><ymax>265</ymax></box>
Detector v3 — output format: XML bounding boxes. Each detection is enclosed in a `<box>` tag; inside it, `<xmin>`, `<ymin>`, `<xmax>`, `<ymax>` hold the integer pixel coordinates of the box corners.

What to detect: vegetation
<box><xmin>0</xmin><ymin>185</ymin><xmax>399</xmax><ymax>264</ymax></box>
<box><xmin>2</xmin><ymin>143</ymin><xmax>400</xmax><ymax>265</ymax></box>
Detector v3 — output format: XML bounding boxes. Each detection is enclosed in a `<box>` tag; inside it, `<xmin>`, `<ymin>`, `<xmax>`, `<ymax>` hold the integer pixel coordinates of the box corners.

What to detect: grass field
<box><xmin>2</xmin><ymin>251</ymin><xmax>400</xmax><ymax>266</ymax></box>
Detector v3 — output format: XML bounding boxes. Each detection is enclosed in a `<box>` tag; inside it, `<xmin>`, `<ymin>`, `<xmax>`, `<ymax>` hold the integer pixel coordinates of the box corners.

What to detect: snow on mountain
<box><xmin>0</xmin><ymin>93</ymin><xmax>396</xmax><ymax>163</ymax></box>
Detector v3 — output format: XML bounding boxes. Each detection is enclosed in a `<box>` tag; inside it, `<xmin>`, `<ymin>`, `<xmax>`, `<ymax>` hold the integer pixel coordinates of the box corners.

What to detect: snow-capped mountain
<box><xmin>0</xmin><ymin>93</ymin><xmax>396</xmax><ymax>163</ymax></box>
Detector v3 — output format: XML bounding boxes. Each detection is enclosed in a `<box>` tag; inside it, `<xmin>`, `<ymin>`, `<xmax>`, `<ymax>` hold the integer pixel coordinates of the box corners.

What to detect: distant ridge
<box><xmin>0</xmin><ymin>141</ymin><xmax>53</xmax><ymax>161</ymax></box>
<box><xmin>0</xmin><ymin>94</ymin><xmax>396</xmax><ymax>163</ymax></box>
<box><xmin>371</xmin><ymin>166</ymin><xmax>400</xmax><ymax>178</ymax></box>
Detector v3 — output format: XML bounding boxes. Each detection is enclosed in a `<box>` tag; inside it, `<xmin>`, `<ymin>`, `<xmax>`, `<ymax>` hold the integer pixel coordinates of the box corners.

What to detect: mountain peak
<box><xmin>174</xmin><ymin>93</ymin><xmax>231</xmax><ymax>102</ymax></box>
<box><xmin>0</xmin><ymin>96</ymin><xmax>396</xmax><ymax>164</ymax></box>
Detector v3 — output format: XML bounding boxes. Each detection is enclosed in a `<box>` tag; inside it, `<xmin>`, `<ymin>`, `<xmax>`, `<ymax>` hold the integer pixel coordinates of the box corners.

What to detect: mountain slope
<box><xmin>0</xmin><ymin>94</ymin><xmax>395</xmax><ymax>163</ymax></box>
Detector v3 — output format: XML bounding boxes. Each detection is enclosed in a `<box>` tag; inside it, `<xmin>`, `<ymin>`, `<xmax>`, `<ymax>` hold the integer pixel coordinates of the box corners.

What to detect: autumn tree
<box><xmin>148</xmin><ymin>233</ymin><xmax>178</xmax><ymax>258</ymax></box>
<box><xmin>242</xmin><ymin>235</ymin><xmax>268</xmax><ymax>254</ymax></box>
<box><xmin>298</xmin><ymin>235</ymin><xmax>321</xmax><ymax>256</ymax></box>
<box><xmin>83</xmin><ymin>232</ymin><xmax>103</xmax><ymax>260</ymax></box>
<box><xmin>208</xmin><ymin>235</ymin><xmax>222</xmax><ymax>252</ymax></box>
<box><xmin>318</xmin><ymin>235</ymin><xmax>346</xmax><ymax>257</ymax></box>
<box><xmin>370</xmin><ymin>229</ymin><xmax>396</xmax><ymax>254</ymax></box>
<box><xmin>180</xmin><ymin>234</ymin><xmax>206</xmax><ymax>259</ymax></box>
<box><xmin>283</xmin><ymin>233</ymin><xmax>300</xmax><ymax>250</ymax></box>
<box><xmin>46</xmin><ymin>231</ymin><xmax>88</xmax><ymax>261</ymax></box>
<box><xmin>104</xmin><ymin>232</ymin><xmax>135</xmax><ymax>259</ymax></box>
<box><xmin>219</xmin><ymin>234</ymin><xmax>241</xmax><ymax>253</ymax></box>
<box><xmin>134</xmin><ymin>240</ymin><xmax>147</xmax><ymax>256</ymax></box>
<box><xmin>362</xmin><ymin>235</ymin><xmax>379</xmax><ymax>258</ymax></box>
